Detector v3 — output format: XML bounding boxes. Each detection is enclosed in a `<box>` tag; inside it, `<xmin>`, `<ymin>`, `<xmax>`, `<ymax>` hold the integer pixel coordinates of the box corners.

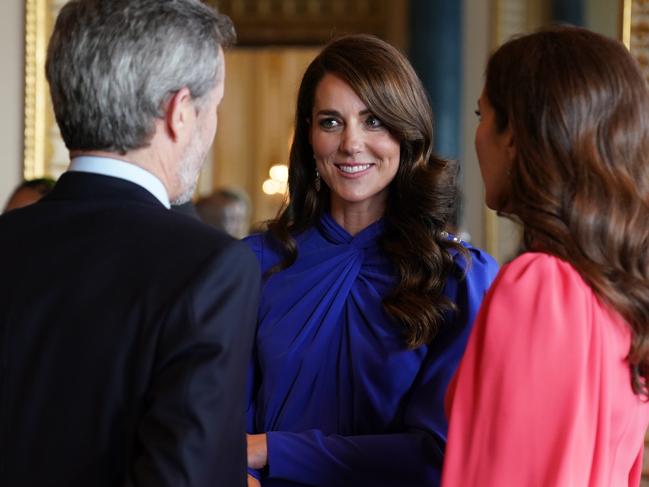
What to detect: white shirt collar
<box><xmin>69</xmin><ymin>156</ymin><xmax>170</xmax><ymax>209</ymax></box>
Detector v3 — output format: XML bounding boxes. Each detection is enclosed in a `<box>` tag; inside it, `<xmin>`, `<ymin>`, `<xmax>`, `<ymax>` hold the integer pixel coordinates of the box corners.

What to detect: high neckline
<box><xmin>318</xmin><ymin>212</ymin><xmax>384</xmax><ymax>249</ymax></box>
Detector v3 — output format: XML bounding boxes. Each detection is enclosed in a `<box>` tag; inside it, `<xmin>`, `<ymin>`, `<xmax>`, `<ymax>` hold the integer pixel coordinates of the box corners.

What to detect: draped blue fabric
<box><xmin>244</xmin><ymin>213</ymin><xmax>498</xmax><ymax>486</ymax></box>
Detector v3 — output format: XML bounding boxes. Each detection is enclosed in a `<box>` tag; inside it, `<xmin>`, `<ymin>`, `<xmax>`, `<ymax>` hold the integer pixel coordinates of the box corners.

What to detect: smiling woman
<box><xmin>310</xmin><ymin>73</ymin><xmax>401</xmax><ymax>233</ymax></box>
<box><xmin>242</xmin><ymin>34</ymin><xmax>499</xmax><ymax>487</ymax></box>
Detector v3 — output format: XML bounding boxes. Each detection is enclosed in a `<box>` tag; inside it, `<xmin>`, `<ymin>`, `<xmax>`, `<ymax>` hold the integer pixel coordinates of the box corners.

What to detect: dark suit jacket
<box><xmin>0</xmin><ymin>172</ymin><xmax>260</xmax><ymax>487</ymax></box>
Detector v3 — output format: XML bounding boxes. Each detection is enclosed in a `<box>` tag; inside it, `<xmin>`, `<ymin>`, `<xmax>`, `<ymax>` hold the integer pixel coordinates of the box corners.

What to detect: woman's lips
<box><xmin>335</xmin><ymin>163</ymin><xmax>373</xmax><ymax>175</ymax></box>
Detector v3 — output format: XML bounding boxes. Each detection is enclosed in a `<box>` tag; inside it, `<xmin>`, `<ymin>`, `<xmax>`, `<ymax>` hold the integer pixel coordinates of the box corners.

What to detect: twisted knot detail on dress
<box><xmin>318</xmin><ymin>212</ymin><xmax>384</xmax><ymax>250</ymax></box>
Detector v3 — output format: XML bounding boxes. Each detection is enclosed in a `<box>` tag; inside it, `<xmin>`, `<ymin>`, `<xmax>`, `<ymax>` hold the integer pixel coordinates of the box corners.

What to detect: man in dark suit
<box><xmin>0</xmin><ymin>1</ymin><xmax>260</xmax><ymax>486</ymax></box>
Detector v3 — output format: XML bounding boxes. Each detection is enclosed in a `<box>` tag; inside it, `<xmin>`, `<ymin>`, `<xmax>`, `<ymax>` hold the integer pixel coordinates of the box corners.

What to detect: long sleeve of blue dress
<box><xmin>244</xmin><ymin>214</ymin><xmax>498</xmax><ymax>487</ymax></box>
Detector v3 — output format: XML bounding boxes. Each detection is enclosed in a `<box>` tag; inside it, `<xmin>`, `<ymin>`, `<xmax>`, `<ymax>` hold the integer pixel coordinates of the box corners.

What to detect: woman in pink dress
<box><xmin>442</xmin><ymin>26</ymin><xmax>649</xmax><ymax>487</ymax></box>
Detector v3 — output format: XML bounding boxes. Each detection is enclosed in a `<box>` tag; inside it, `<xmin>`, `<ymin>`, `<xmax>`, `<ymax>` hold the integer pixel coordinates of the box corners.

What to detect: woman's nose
<box><xmin>339</xmin><ymin>125</ymin><xmax>363</xmax><ymax>155</ymax></box>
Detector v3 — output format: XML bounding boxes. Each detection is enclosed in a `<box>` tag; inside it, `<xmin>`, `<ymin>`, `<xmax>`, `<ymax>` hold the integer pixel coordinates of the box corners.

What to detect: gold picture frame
<box><xmin>621</xmin><ymin>0</ymin><xmax>632</xmax><ymax>48</ymax></box>
<box><xmin>623</xmin><ymin>0</ymin><xmax>649</xmax><ymax>87</ymax></box>
<box><xmin>23</xmin><ymin>0</ymin><xmax>49</xmax><ymax>180</ymax></box>
<box><xmin>23</xmin><ymin>0</ymin><xmax>68</xmax><ymax>181</ymax></box>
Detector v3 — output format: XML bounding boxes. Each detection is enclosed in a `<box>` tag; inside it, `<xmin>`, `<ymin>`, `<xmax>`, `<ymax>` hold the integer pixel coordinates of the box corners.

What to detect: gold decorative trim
<box><xmin>621</xmin><ymin>0</ymin><xmax>632</xmax><ymax>49</ymax></box>
<box><xmin>23</xmin><ymin>0</ymin><xmax>49</xmax><ymax>179</ymax></box>
<box><xmin>625</xmin><ymin>0</ymin><xmax>649</xmax><ymax>87</ymax></box>
<box><xmin>626</xmin><ymin>1</ymin><xmax>649</xmax><ymax>474</ymax></box>
<box><xmin>207</xmin><ymin>0</ymin><xmax>407</xmax><ymax>48</ymax></box>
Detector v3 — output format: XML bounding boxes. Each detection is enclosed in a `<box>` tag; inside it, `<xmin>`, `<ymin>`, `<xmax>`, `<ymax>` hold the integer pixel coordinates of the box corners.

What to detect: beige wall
<box><xmin>461</xmin><ymin>0</ymin><xmax>490</xmax><ymax>251</ymax></box>
<box><xmin>0</xmin><ymin>1</ymin><xmax>24</xmax><ymax>208</ymax></box>
<box><xmin>587</xmin><ymin>0</ymin><xmax>619</xmax><ymax>39</ymax></box>
<box><xmin>212</xmin><ymin>48</ymin><xmax>318</xmax><ymax>227</ymax></box>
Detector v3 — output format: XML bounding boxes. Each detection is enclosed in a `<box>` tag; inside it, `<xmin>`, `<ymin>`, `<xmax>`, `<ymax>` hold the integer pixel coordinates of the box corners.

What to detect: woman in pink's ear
<box><xmin>442</xmin><ymin>26</ymin><xmax>649</xmax><ymax>487</ymax></box>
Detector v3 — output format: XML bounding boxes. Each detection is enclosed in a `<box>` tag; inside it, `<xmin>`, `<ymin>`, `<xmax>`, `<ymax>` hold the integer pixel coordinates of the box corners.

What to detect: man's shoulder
<box><xmin>132</xmin><ymin>207</ymin><xmax>239</xmax><ymax>259</ymax></box>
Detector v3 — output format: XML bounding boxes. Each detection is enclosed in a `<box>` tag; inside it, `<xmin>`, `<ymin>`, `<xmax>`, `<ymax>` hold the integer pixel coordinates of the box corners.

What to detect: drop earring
<box><xmin>315</xmin><ymin>168</ymin><xmax>321</xmax><ymax>192</ymax></box>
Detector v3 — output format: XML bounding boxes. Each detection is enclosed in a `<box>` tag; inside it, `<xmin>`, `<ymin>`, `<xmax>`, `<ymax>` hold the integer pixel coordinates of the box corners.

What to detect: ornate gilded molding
<box><xmin>23</xmin><ymin>0</ymin><xmax>48</xmax><ymax>180</ymax></box>
<box><xmin>625</xmin><ymin>0</ymin><xmax>649</xmax><ymax>86</ymax></box>
<box><xmin>621</xmin><ymin>0</ymin><xmax>632</xmax><ymax>48</ymax></box>
<box><xmin>208</xmin><ymin>0</ymin><xmax>406</xmax><ymax>47</ymax></box>
<box><xmin>23</xmin><ymin>0</ymin><xmax>84</xmax><ymax>180</ymax></box>
<box><xmin>623</xmin><ymin>0</ymin><xmax>649</xmax><ymax>480</ymax></box>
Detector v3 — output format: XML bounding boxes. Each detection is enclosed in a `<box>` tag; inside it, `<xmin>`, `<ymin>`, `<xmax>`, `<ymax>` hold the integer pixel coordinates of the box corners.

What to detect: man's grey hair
<box><xmin>46</xmin><ymin>0</ymin><xmax>235</xmax><ymax>154</ymax></box>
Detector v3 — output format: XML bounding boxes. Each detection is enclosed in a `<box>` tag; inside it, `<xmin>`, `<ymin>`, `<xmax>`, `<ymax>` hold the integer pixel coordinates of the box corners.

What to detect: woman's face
<box><xmin>310</xmin><ymin>74</ymin><xmax>400</xmax><ymax>218</ymax></box>
<box><xmin>475</xmin><ymin>88</ymin><xmax>515</xmax><ymax>211</ymax></box>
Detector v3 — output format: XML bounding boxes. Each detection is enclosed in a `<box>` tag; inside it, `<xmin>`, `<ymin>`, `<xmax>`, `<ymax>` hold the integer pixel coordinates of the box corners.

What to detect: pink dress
<box><xmin>442</xmin><ymin>252</ymin><xmax>649</xmax><ymax>487</ymax></box>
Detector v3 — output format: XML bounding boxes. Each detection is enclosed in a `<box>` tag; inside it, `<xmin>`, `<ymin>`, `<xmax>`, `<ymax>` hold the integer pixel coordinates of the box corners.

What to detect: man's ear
<box><xmin>164</xmin><ymin>87</ymin><xmax>194</xmax><ymax>142</ymax></box>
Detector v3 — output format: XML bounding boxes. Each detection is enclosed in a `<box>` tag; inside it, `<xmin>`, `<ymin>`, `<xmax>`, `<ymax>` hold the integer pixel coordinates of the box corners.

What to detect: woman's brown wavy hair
<box><xmin>267</xmin><ymin>34</ymin><xmax>465</xmax><ymax>347</ymax></box>
<box><xmin>486</xmin><ymin>26</ymin><xmax>649</xmax><ymax>397</ymax></box>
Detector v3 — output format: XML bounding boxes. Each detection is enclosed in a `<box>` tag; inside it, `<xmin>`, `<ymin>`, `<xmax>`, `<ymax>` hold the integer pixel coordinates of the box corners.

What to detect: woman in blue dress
<box><xmin>245</xmin><ymin>34</ymin><xmax>498</xmax><ymax>487</ymax></box>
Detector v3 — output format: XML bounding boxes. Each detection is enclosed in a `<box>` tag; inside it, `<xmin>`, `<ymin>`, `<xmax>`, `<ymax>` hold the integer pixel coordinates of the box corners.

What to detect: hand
<box><xmin>247</xmin><ymin>474</ymin><xmax>261</xmax><ymax>487</ymax></box>
<box><xmin>247</xmin><ymin>433</ymin><xmax>268</xmax><ymax>469</ymax></box>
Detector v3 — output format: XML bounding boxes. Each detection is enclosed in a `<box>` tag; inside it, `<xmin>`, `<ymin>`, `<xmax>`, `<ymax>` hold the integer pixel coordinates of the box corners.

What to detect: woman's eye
<box><xmin>365</xmin><ymin>115</ymin><xmax>383</xmax><ymax>129</ymax></box>
<box><xmin>474</xmin><ymin>109</ymin><xmax>481</xmax><ymax>119</ymax></box>
<box><xmin>318</xmin><ymin>118</ymin><xmax>340</xmax><ymax>130</ymax></box>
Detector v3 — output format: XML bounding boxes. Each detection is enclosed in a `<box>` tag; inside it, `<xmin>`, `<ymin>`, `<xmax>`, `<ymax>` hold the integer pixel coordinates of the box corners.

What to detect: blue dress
<box><xmin>244</xmin><ymin>213</ymin><xmax>498</xmax><ymax>486</ymax></box>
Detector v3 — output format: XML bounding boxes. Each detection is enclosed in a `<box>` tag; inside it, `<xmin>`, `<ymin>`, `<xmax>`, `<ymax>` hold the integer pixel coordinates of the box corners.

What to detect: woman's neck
<box><xmin>329</xmin><ymin>199</ymin><xmax>386</xmax><ymax>236</ymax></box>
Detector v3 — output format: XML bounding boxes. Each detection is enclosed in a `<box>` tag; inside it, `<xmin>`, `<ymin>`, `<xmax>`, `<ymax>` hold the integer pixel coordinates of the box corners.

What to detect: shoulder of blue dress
<box><xmin>443</xmin><ymin>232</ymin><xmax>499</xmax><ymax>279</ymax></box>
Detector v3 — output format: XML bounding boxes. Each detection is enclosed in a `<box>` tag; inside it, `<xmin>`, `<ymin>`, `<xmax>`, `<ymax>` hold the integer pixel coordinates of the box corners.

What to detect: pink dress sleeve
<box><xmin>441</xmin><ymin>252</ymin><xmax>646</xmax><ymax>487</ymax></box>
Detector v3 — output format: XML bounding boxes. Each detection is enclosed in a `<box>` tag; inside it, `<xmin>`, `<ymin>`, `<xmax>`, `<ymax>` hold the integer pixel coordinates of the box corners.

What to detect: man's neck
<box><xmin>70</xmin><ymin>149</ymin><xmax>136</xmax><ymax>165</ymax></box>
<box><xmin>70</xmin><ymin>149</ymin><xmax>173</xmax><ymax>198</ymax></box>
<box><xmin>68</xmin><ymin>152</ymin><xmax>172</xmax><ymax>208</ymax></box>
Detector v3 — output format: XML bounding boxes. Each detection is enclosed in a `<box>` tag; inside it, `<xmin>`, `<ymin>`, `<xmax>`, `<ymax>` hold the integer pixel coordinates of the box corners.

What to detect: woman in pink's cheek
<box><xmin>473</xmin><ymin>89</ymin><xmax>514</xmax><ymax>213</ymax></box>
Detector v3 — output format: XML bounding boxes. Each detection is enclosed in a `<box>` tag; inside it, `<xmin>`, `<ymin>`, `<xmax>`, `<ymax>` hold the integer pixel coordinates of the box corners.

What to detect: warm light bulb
<box><xmin>269</xmin><ymin>164</ymin><xmax>289</xmax><ymax>183</ymax></box>
<box><xmin>262</xmin><ymin>179</ymin><xmax>279</xmax><ymax>195</ymax></box>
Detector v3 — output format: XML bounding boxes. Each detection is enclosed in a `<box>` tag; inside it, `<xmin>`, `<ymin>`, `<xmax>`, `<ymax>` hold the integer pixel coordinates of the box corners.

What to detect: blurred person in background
<box><xmin>3</xmin><ymin>177</ymin><xmax>55</xmax><ymax>212</ymax></box>
<box><xmin>196</xmin><ymin>186</ymin><xmax>251</xmax><ymax>238</ymax></box>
